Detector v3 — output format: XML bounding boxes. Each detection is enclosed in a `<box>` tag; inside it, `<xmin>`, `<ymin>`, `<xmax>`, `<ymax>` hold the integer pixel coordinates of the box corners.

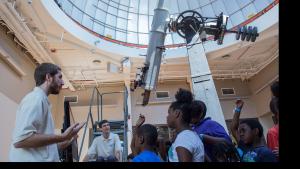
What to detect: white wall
<box><xmin>248</xmin><ymin>58</ymin><xmax>278</xmax><ymax>117</ymax></box>
<box><xmin>131</xmin><ymin>82</ymin><xmax>190</xmax><ymax>126</ymax></box>
<box><xmin>214</xmin><ymin>79</ymin><xmax>258</xmax><ymax>120</ymax></box>
<box><xmin>0</xmin><ymin>92</ymin><xmax>18</xmax><ymax>161</ymax></box>
<box><xmin>259</xmin><ymin>112</ymin><xmax>274</xmax><ymax>139</ymax></box>
<box><xmin>220</xmin><ymin>98</ymin><xmax>258</xmax><ymax>120</ymax></box>
<box><xmin>0</xmin><ymin>25</ymin><xmax>36</xmax><ymax>161</ymax></box>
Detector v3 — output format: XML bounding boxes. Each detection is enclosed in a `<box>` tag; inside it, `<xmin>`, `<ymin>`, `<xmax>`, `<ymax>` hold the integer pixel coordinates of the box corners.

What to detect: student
<box><xmin>131</xmin><ymin>124</ymin><xmax>161</xmax><ymax>162</ymax></box>
<box><xmin>190</xmin><ymin>100</ymin><xmax>232</xmax><ymax>161</ymax></box>
<box><xmin>83</xmin><ymin>120</ymin><xmax>122</xmax><ymax>162</ymax></box>
<box><xmin>158</xmin><ymin>129</ymin><xmax>176</xmax><ymax>162</ymax></box>
<box><xmin>211</xmin><ymin>141</ymin><xmax>241</xmax><ymax>162</ymax></box>
<box><xmin>130</xmin><ymin>114</ymin><xmax>161</xmax><ymax>162</ymax></box>
<box><xmin>267</xmin><ymin>97</ymin><xmax>279</xmax><ymax>159</ymax></box>
<box><xmin>167</xmin><ymin>88</ymin><xmax>204</xmax><ymax>162</ymax></box>
<box><xmin>9</xmin><ymin>63</ymin><xmax>84</xmax><ymax>162</ymax></box>
<box><xmin>270</xmin><ymin>81</ymin><xmax>279</xmax><ymax>98</ymax></box>
<box><xmin>230</xmin><ymin>100</ymin><xmax>276</xmax><ymax>162</ymax></box>
<box><xmin>268</xmin><ymin>80</ymin><xmax>279</xmax><ymax>159</ymax></box>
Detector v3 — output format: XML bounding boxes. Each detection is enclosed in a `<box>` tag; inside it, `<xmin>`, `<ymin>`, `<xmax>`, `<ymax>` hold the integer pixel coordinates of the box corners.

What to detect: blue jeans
<box><xmin>96</xmin><ymin>155</ymin><xmax>118</xmax><ymax>162</ymax></box>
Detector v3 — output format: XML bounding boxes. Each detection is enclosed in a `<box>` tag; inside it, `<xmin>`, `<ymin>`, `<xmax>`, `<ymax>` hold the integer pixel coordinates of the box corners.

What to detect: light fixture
<box><xmin>93</xmin><ymin>59</ymin><xmax>101</xmax><ymax>64</ymax></box>
<box><xmin>221</xmin><ymin>54</ymin><xmax>230</xmax><ymax>59</ymax></box>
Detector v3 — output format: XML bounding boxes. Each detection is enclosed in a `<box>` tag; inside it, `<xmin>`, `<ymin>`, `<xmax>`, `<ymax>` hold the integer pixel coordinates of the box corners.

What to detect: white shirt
<box><xmin>9</xmin><ymin>87</ymin><xmax>60</xmax><ymax>162</ymax></box>
<box><xmin>168</xmin><ymin>130</ymin><xmax>204</xmax><ymax>162</ymax></box>
<box><xmin>87</xmin><ymin>133</ymin><xmax>121</xmax><ymax>158</ymax></box>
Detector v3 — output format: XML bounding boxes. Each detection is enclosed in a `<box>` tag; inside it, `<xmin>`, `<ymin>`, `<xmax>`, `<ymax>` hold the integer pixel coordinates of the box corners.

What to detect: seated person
<box><xmin>83</xmin><ymin>120</ymin><xmax>121</xmax><ymax>162</ymax></box>
<box><xmin>131</xmin><ymin>115</ymin><xmax>161</xmax><ymax>162</ymax></box>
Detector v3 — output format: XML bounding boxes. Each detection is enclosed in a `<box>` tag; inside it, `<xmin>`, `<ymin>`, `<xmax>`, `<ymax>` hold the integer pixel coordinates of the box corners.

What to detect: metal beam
<box><xmin>186</xmin><ymin>34</ymin><xmax>228</xmax><ymax>133</ymax></box>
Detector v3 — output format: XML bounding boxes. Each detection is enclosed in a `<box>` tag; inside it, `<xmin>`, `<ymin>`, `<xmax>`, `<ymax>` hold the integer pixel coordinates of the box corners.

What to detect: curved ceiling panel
<box><xmin>55</xmin><ymin>0</ymin><xmax>274</xmax><ymax>47</ymax></box>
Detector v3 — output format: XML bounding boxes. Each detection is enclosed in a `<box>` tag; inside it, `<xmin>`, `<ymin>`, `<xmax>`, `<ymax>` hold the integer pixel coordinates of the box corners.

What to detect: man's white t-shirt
<box><xmin>87</xmin><ymin>133</ymin><xmax>121</xmax><ymax>158</ymax></box>
<box><xmin>168</xmin><ymin>130</ymin><xmax>204</xmax><ymax>162</ymax></box>
<box><xmin>9</xmin><ymin>87</ymin><xmax>60</xmax><ymax>162</ymax></box>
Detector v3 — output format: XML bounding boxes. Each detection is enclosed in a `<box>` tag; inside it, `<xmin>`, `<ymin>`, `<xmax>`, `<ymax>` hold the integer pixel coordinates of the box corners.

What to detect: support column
<box><xmin>123</xmin><ymin>59</ymin><xmax>133</xmax><ymax>156</ymax></box>
<box><xmin>186</xmin><ymin>34</ymin><xmax>228</xmax><ymax>133</ymax></box>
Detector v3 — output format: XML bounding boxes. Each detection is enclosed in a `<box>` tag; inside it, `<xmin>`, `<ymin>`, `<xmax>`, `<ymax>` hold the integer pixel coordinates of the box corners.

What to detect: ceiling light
<box><xmin>221</xmin><ymin>54</ymin><xmax>230</xmax><ymax>59</ymax></box>
<box><xmin>93</xmin><ymin>59</ymin><xmax>101</xmax><ymax>64</ymax></box>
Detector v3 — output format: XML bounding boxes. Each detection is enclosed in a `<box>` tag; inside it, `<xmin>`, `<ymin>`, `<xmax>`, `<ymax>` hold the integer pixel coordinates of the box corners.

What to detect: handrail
<box><xmin>78</xmin><ymin>87</ymin><xmax>101</xmax><ymax>160</ymax></box>
<box><xmin>122</xmin><ymin>86</ymin><xmax>128</xmax><ymax>162</ymax></box>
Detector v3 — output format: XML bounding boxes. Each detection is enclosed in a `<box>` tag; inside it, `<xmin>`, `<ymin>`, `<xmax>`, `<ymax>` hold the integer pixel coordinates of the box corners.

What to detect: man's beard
<box><xmin>49</xmin><ymin>81</ymin><xmax>60</xmax><ymax>95</ymax></box>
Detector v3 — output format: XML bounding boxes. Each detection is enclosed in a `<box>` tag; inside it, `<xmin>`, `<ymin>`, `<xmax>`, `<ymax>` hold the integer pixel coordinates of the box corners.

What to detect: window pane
<box><xmin>236</xmin><ymin>0</ymin><xmax>251</xmax><ymax>8</ymax></box>
<box><xmin>166</xmin><ymin>0</ymin><xmax>178</xmax><ymax>15</ymax></box>
<box><xmin>109</xmin><ymin>0</ymin><xmax>119</xmax><ymax>8</ymax></box>
<box><xmin>172</xmin><ymin>32</ymin><xmax>184</xmax><ymax>44</ymax></box>
<box><xmin>195</xmin><ymin>8</ymin><xmax>203</xmax><ymax>16</ymax></box>
<box><xmin>129</xmin><ymin>0</ymin><xmax>138</xmax><ymax>13</ymax></box>
<box><xmin>242</xmin><ymin>3</ymin><xmax>257</xmax><ymax>19</ymax></box>
<box><xmin>201</xmin><ymin>4</ymin><xmax>215</xmax><ymax>17</ymax></box>
<box><xmin>95</xmin><ymin>9</ymin><xmax>106</xmax><ymax>23</ymax></box>
<box><xmin>82</xmin><ymin>14</ymin><xmax>93</xmax><ymax>29</ymax></box>
<box><xmin>177</xmin><ymin>0</ymin><xmax>189</xmax><ymax>13</ymax></box>
<box><xmin>149</xmin><ymin>0</ymin><xmax>158</xmax><ymax>15</ymax></box>
<box><xmin>253</xmin><ymin>0</ymin><xmax>270</xmax><ymax>12</ymax></box>
<box><xmin>165</xmin><ymin>33</ymin><xmax>173</xmax><ymax>45</ymax></box>
<box><xmin>199</xmin><ymin>0</ymin><xmax>210</xmax><ymax>7</ymax></box>
<box><xmin>84</xmin><ymin>0</ymin><xmax>97</xmax><ymax>17</ymax></box>
<box><xmin>139</xmin><ymin>33</ymin><xmax>149</xmax><ymax>45</ymax></box>
<box><xmin>61</xmin><ymin>0</ymin><xmax>73</xmax><ymax>15</ymax></box>
<box><xmin>127</xmin><ymin>32</ymin><xmax>138</xmax><ymax>44</ymax></box>
<box><xmin>123</xmin><ymin>6</ymin><xmax>130</xmax><ymax>11</ymax></box>
<box><xmin>128</xmin><ymin>13</ymin><xmax>138</xmax><ymax>31</ymax></box>
<box><xmin>117</xmin><ymin>18</ymin><xmax>127</xmax><ymax>29</ymax></box>
<box><xmin>212</xmin><ymin>0</ymin><xmax>228</xmax><ymax>15</ymax></box>
<box><xmin>120</xmin><ymin>0</ymin><xmax>130</xmax><ymax>6</ymax></box>
<box><xmin>74</xmin><ymin>0</ymin><xmax>86</xmax><ymax>9</ymax></box>
<box><xmin>222</xmin><ymin>0</ymin><xmax>240</xmax><ymax>15</ymax></box>
<box><xmin>104</xmin><ymin>27</ymin><xmax>115</xmax><ymax>39</ymax></box>
<box><xmin>106</xmin><ymin>14</ymin><xmax>117</xmax><ymax>27</ymax></box>
<box><xmin>139</xmin><ymin>0</ymin><xmax>148</xmax><ymax>15</ymax></box>
<box><xmin>188</xmin><ymin>0</ymin><xmax>200</xmax><ymax>10</ymax></box>
<box><xmin>98</xmin><ymin>1</ymin><xmax>108</xmax><ymax>11</ymax></box>
<box><xmin>118</xmin><ymin>10</ymin><xmax>128</xmax><ymax>18</ymax></box>
<box><xmin>72</xmin><ymin>7</ymin><xmax>83</xmax><ymax>23</ymax></box>
<box><xmin>139</xmin><ymin>15</ymin><xmax>148</xmax><ymax>33</ymax></box>
<box><xmin>230</xmin><ymin>11</ymin><xmax>244</xmax><ymax>26</ymax></box>
<box><xmin>116</xmin><ymin>31</ymin><xmax>126</xmax><ymax>42</ymax></box>
<box><xmin>93</xmin><ymin>22</ymin><xmax>105</xmax><ymax>35</ymax></box>
<box><xmin>108</xmin><ymin>5</ymin><xmax>118</xmax><ymax>15</ymax></box>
